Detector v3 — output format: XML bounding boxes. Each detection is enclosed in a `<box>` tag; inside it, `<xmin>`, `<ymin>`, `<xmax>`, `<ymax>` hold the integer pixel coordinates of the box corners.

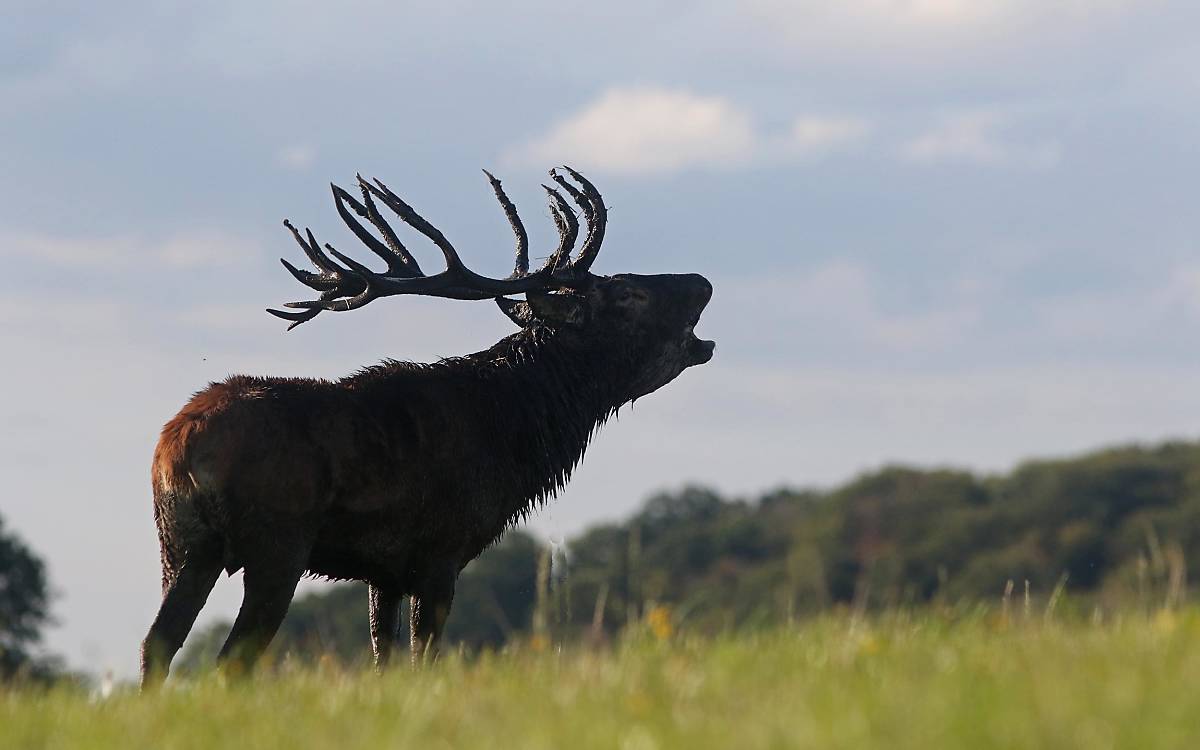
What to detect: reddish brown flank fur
<box><xmin>152</xmin><ymin>384</ymin><xmax>238</xmax><ymax>495</ymax></box>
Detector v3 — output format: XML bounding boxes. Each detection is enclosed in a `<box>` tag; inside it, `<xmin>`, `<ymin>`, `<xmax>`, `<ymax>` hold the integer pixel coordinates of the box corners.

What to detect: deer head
<box><xmin>269</xmin><ymin>168</ymin><xmax>714</xmax><ymax>399</ymax></box>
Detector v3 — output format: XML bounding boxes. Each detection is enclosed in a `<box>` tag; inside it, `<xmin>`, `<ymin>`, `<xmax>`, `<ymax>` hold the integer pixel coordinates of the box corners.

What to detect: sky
<box><xmin>2</xmin><ymin>0</ymin><xmax>1199</xmax><ymax>678</ymax></box>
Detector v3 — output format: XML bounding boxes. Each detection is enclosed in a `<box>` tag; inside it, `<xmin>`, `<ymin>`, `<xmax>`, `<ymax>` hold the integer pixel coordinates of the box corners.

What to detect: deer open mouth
<box><xmin>684</xmin><ymin>300</ymin><xmax>715</xmax><ymax>366</ymax></box>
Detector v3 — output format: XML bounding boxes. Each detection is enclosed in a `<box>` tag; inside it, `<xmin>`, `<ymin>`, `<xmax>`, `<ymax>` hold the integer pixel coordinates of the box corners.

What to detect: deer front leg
<box><xmin>368</xmin><ymin>584</ymin><xmax>403</xmax><ymax>671</ymax></box>
<box><xmin>409</xmin><ymin>568</ymin><xmax>456</xmax><ymax>665</ymax></box>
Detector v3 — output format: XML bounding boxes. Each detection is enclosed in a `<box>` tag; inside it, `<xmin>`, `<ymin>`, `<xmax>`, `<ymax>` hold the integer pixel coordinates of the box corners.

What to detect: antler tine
<box><xmin>283</xmin><ymin>220</ymin><xmax>342</xmax><ymax>279</ymax></box>
<box><xmin>360</xmin><ymin>175</ymin><xmax>466</xmax><ymax>273</ymax></box>
<box><xmin>549</xmin><ymin>169</ymin><xmax>592</xmax><ymax>224</ymax></box>
<box><xmin>541</xmin><ymin>185</ymin><xmax>579</xmax><ymax>273</ymax></box>
<box><xmin>331</xmin><ymin>184</ymin><xmax>422</xmax><ymax>278</ymax></box>
<box><xmin>279</xmin><ymin>257</ymin><xmax>335</xmax><ymax>292</ymax></box>
<box><xmin>483</xmin><ymin>169</ymin><xmax>529</xmax><ymax>278</ymax></box>
<box><xmin>266</xmin><ymin>303</ymin><xmax>322</xmax><ymax>331</ymax></box>
<box><xmin>274</xmin><ymin>220</ymin><xmax>373</xmax><ymax>328</ymax></box>
<box><xmin>324</xmin><ymin>242</ymin><xmax>378</xmax><ymax>280</ymax></box>
<box><xmin>279</xmin><ymin>249</ymin><xmax>399</xmax><ymax>316</ymax></box>
<box><xmin>266</xmin><ymin>309</ymin><xmax>319</xmax><ymax>331</ymax></box>
<box><xmin>555</xmin><ymin>166</ymin><xmax>607</xmax><ymax>273</ymax></box>
<box><xmin>283</xmin><ymin>289</ymin><xmax>376</xmax><ymax>314</ymax></box>
<box><xmin>268</xmin><ymin>280</ymin><xmax>361</xmax><ymax>329</ymax></box>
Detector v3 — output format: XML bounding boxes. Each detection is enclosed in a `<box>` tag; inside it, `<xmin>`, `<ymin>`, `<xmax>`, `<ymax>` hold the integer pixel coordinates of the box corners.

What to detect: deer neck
<box><xmin>473</xmin><ymin>326</ymin><xmax>625</xmax><ymax>524</ymax></box>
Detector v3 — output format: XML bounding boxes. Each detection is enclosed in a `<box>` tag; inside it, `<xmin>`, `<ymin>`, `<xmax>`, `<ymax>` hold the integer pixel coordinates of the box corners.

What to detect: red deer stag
<box><xmin>141</xmin><ymin>168</ymin><xmax>714</xmax><ymax>687</ymax></box>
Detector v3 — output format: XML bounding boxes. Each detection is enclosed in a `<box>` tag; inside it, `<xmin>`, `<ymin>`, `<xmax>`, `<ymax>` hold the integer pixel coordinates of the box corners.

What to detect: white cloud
<box><xmin>506</xmin><ymin>87</ymin><xmax>756</xmax><ymax>175</ymax></box>
<box><xmin>1037</xmin><ymin>263</ymin><xmax>1200</xmax><ymax>343</ymax></box>
<box><xmin>0</xmin><ymin>33</ymin><xmax>158</xmax><ymax>110</ymax></box>
<box><xmin>0</xmin><ymin>297</ymin><xmax>137</xmax><ymax>339</ymax></box>
<box><xmin>784</xmin><ymin>116</ymin><xmax>871</xmax><ymax>157</ymax></box>
<box><xmin>157</xmin><ymin>230</ymin><xmax>260</xmax><ymax>268</ymax></box>
<box><xmin>276</xmin><ymin>144</ymin><xmax>316</xmax><ymax>171</ymax></box>
<box><xmin>747</xmin><ymin>0</ymin><xmax>1139</xmax><ymax>37</ymax></box>
<box><xmin>721</xmin><ymin>0</ymin><xmax>1161</xmax><ymax>85</ymax></box>
<box><xmin>506</xmin><ymin>87</ymin><xmax>872</xmax><ymax>175</ymax></box>
<box><xmin>1165</xmin><ymin>265</ymin><xmax>1200</xmax><ymax>316</ymax></box>
<box><xmin>901</xmin><ymin>111</ymin><xmax>1060</xmax><ymax>168</ymax></box>
<box><xmin>848</xmin><ymin>0</ymin><xmax>1130</xmax><ymax>27</ymax></box>
<box><xmin>0</xmin><ymin>228</ymin><xmax>259</xmax><ymax>269</ymax></box>
<box><xmin>725</xmin><ymin>261</ymin><xmax>980</xmax><ymax>353</ymax></box>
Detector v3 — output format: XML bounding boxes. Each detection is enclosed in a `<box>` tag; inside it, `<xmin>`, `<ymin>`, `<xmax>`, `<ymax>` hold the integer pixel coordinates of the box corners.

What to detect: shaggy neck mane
<box><xmin>467</xmin><ymin>325</ymin><xmax>625</xmax><ymax>526</ymax></box>
<box><xmin>353</xmin><ymin>325</ymin><xmax>627</xmax><ymax>531</ymax></box>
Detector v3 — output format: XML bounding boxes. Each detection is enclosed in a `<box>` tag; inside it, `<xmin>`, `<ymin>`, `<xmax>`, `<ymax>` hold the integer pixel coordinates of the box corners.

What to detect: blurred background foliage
<box><xmin>0</xmin><ymin>515</ymin><xmax>58</xmax><ymax>682</ymax></box>
<box><xmin>6</xmin><ymin>439</ymin><xmax>1199</xmax><ymax>680</ymax></box>
<box><xmin>168</xmin><ymin>440</ymin><xmax>1200</xmax><ymax>671</ymax></box>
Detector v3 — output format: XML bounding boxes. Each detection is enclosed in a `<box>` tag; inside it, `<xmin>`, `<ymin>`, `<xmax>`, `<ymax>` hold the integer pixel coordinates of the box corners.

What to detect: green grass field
<box><xmin>5</xmin><ymin>609</ymin><xmax>1199</xmax><ymax>749</ymax></box>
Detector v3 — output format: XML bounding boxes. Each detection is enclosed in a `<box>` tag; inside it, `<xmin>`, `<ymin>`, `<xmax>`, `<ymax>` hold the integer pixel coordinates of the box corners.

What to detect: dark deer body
<box><xmin>141</xmin><ymin>169</ymin><xmax>713</xmax><ymax>687</ymax></box>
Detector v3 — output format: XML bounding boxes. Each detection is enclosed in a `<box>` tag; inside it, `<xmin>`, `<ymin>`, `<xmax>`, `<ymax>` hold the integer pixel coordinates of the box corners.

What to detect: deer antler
<box><xmin>268</xmin><ymin>168</ymin><xmax>607</xmax><ymax>330</ymax></box>
<box><xmin>552</xmin><ymin>166</ymin><xmax>606</xmax><ymax>274</ymax></box>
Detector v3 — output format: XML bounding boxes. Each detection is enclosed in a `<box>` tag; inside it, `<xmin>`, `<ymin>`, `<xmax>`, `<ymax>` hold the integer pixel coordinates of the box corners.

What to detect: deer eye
<box><xmin>617</xmin><ymin>289</ymin><xmax>634</xmax><ymax>302</ymax></box>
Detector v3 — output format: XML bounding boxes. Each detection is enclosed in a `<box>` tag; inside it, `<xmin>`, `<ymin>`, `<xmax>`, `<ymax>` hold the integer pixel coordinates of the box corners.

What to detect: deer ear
<box><xmin>495</xmin><ymin>297</ymin><xmax>535</xmax><ymax>328</ymax></box>
<box><xmin>526</xmin><ymin>291</ymin><xmax>587</xmax><ymax>327</ymax></box>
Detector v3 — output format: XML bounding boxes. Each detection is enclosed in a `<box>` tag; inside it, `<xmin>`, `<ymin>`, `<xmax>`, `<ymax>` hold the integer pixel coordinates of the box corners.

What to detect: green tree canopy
<box><xmin>0</xmin><ymin>515</ymin><xmax>53</xmax><ymax>680</ymax></box>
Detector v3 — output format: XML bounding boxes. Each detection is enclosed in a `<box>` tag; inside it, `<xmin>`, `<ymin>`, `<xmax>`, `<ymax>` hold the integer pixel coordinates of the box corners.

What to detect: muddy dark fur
<box><xmin>141</xmin><ymin>272</ymin><xmax>713</xmax><ymax>686</ymax></box>
<box><xmin>140</xmin><ymin>168</ymin><xmax>714</xmax><ymax>687</ymax></box>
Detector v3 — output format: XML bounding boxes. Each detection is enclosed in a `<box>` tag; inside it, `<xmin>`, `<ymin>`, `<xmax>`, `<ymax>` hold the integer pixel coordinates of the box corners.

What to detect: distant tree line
<box><xmin>178</xmin><ymin>440</ymin><xmax>1200</xmax><ymax>670</ymax></box>
<box><xmin>0</xmin><ymin>516</ymin><xmax>56</xmax><ymax>682</ymax></box>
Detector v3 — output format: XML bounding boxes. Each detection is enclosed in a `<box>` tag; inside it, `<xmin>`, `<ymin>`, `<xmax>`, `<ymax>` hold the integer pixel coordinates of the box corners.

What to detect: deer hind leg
<box><xmin>409</xmin><ymin>567</ymin><xmax>457</xmax><ymax>666</ymax></box>
<box><xmin>368</xmin><ymin>584</ymin><xmax>403</xmax><ymax>671</ymax></box>
<box><xmin>140</xmin><ymin>538</ymin><xmax>222</xmax><ymax>690</ymax></box>
<box><xmin>216</xmin><ymin>556</ymin><xmax>306</xmax><ymax>677</ymax></box>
